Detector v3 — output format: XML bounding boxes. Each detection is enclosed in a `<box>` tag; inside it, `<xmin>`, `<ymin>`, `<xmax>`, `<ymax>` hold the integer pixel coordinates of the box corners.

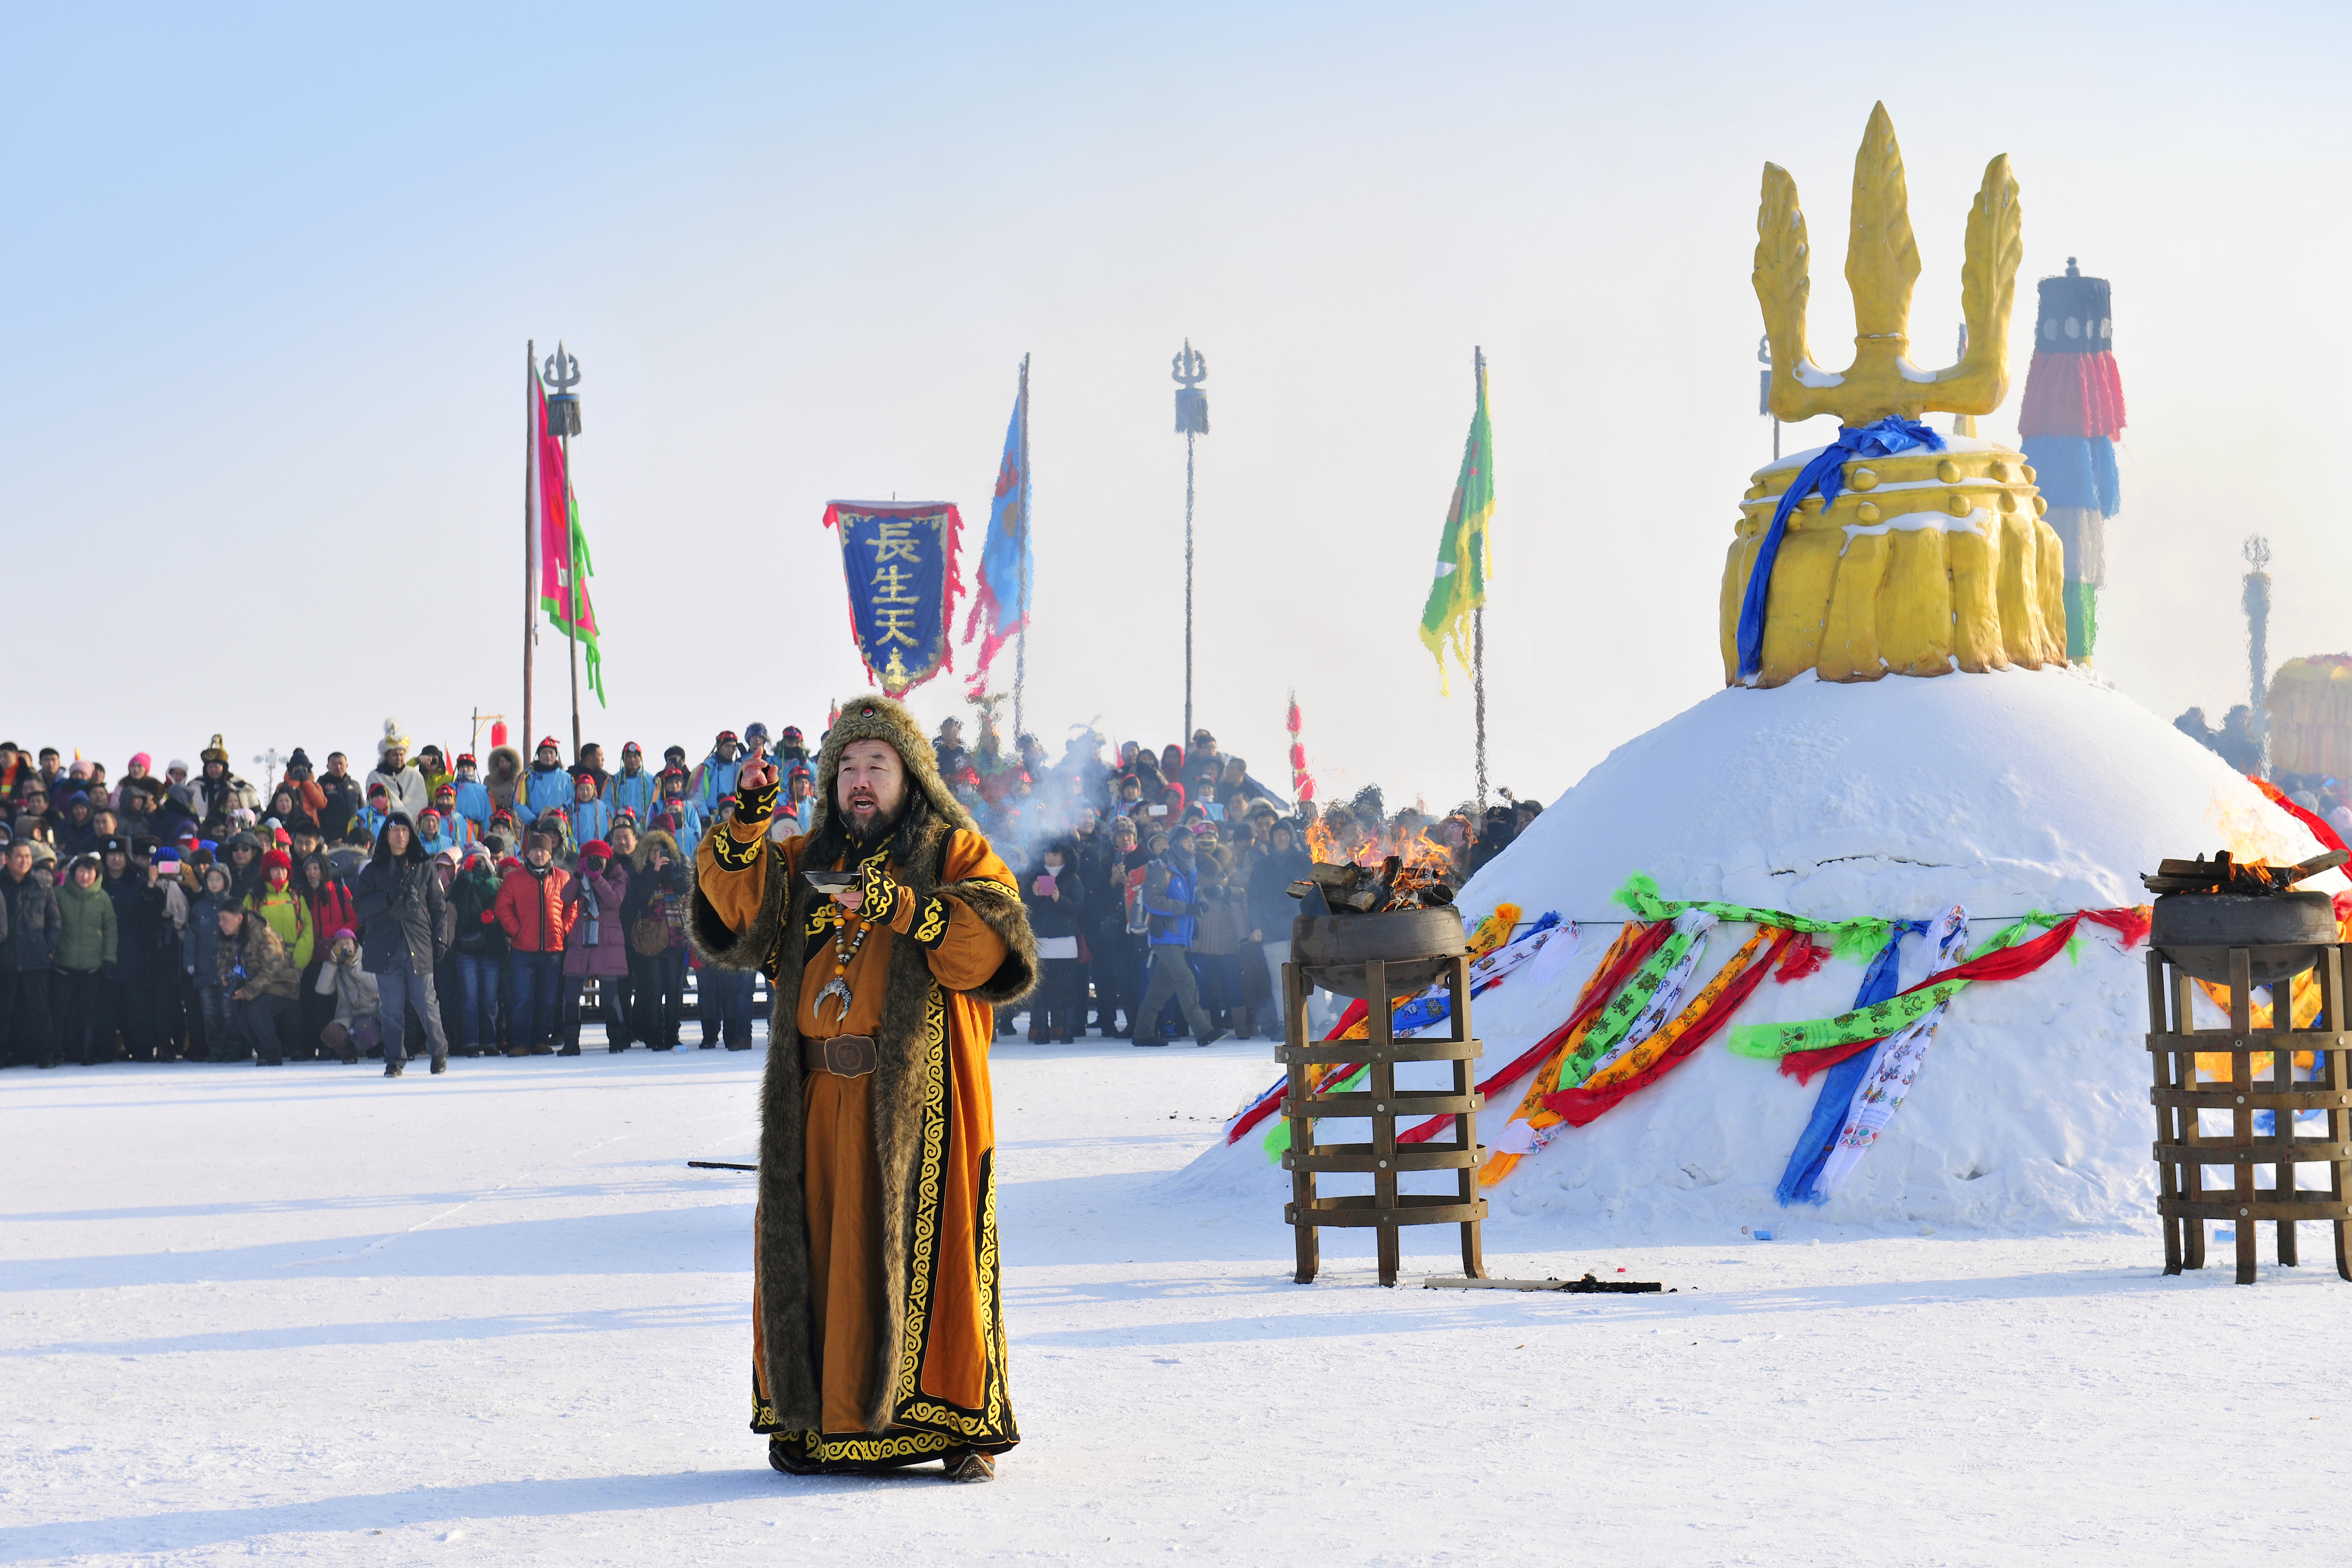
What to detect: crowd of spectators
<box><xmin>0</xmin><ymin>713</ymin><xmax>1540</xmax><ymax>1070</ymax></box>
<box><xmin>933</xmin><ymin>714</ymin><xmax>1540</xmax><ymax>1047</ymax></box>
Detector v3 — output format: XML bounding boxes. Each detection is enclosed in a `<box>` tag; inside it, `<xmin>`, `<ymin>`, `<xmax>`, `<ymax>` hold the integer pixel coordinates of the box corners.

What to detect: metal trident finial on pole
<box><xmin>1171</xmin><ymin>340</ymin><xmax>1208</xmax><ymax>745</ymax></box>
<box><xmin>542</xmin><ymin>343</ymin><xmax>581</xmax><ymax>392</ymax></box>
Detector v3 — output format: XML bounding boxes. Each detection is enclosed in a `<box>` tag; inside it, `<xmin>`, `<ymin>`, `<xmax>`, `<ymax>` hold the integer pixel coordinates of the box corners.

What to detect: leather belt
<box><xmin>804</xmin><ymin>1034</ymin><xmax>877</xmax><ymax>1078</ymax></box>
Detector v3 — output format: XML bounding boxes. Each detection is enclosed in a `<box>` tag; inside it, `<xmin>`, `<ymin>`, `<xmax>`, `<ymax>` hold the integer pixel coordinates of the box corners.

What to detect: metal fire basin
<box><xmin>2151</xmin><ymin>891</ymin><xmax>2336</xmax><ymax>985</ymax></box>
<box><xmin>2146</xmin><ymin>940</ymin><xmax>2352</xmax><ymax>1285</ymax></box>
<box><xmin>1291</xmin><ymin>906</ymin><xmax>1467</xmax><ymax>999</ymax></box>
<box><xmin>1280</xmin><ymin>932</ymin><xmax>1486</xmax><ymax>1288</ymax></box>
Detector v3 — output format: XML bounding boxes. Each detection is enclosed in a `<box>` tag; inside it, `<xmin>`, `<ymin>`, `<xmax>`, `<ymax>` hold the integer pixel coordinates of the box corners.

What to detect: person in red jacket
<box><xmin>297</xmin><ymin>850</ymin><xmax>357</xmax><ymax>1059</ymax></box>
<box><xmin>494</xmin><ymin>831</ymin><xmax>572</xmax><ymax>1057</ymax></box>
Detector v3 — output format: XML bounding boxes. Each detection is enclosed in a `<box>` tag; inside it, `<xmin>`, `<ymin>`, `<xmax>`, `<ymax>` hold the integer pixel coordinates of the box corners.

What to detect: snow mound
<box><xmin>1175</xmin><ymin>666</ymin><xmax>2340</xmax><ymax>1242</ymax></box>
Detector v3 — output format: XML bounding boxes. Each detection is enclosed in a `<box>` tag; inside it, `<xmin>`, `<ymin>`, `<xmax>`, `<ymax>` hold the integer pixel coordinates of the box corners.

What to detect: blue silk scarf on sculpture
<box><xmin>1774</xmin><ymin>919</ymin><xmax>1928</xmax><ymax>1207</ymax></box>
<box><xmin>1736</xmin><ymin>417</ymin><xmax>1947</xmax><ymax>680</ymax></box>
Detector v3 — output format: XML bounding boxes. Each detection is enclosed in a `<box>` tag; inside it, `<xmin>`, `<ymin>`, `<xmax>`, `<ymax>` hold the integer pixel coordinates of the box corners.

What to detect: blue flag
<box><xmin>963</xmin><ymin>367</ymin><xmax>1031</xmax><ymax>691</ymax></box>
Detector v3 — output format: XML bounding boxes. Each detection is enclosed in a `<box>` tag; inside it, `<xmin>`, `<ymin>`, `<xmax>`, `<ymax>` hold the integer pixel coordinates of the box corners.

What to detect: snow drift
<box><xmin>1176</xmin><ymin>665</ymin><xmax>2341</xmax><ymax>1241</ymax></box>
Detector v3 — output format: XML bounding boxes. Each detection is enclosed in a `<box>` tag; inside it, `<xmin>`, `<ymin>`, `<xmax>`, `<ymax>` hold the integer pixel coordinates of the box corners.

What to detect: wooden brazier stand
<box><xmin>2146</xmin><ymin>941</ymin><xmax>2352</xmax><ymax>1284</ymax></box>
<box><xmin>1280</xmin><ymin>912</ymin><xmax>1488</xmax><ymax>1287</ymax></box>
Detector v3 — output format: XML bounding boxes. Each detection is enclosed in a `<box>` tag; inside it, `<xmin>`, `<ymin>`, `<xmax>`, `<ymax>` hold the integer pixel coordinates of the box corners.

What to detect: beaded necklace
<box><xmin>811</xmin><ymin>845</ymin><xmax>886</xmax><ymax>1025</ymax></box>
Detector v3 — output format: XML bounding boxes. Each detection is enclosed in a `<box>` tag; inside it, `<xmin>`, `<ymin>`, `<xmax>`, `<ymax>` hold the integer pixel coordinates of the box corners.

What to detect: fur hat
<box><xmin>816</xmin><ymin>692</ymin><xmax>974</xmax><ymax>837</ymax></box>
<box><xmin>377</xmin><ymin>719</ymin><xmax>410</xmax><ymax>758</ymax></box>
<box><xmin>200</xmin><ymin>733</ymin><xmax>229</xmax><ymax>765</ymax></box>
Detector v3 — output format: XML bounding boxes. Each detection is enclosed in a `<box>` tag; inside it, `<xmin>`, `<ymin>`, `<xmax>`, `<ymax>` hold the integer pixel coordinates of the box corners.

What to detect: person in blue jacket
<box><xmin>567</xmin><ymin>770</ymin><xmax>612</xmax><ymax>854</ymax></box>
<box><xmin>609</xmin><ymin>742</ymin><xmax>657</xmax><ymax>822</ymax></box>
<box><xmin>523</xmin><ymin>737</ymin><xmax>574</xmax><ymax>819</ymax></box>
<box><xmin>450</xmin><ymin>754</ymin><xmax>493</xmax><ymax>835</ymax></box>
<box><xmin>689</xmin><ymin>731</ymin><xmax>741</xmax><ymax>813</ymax></box>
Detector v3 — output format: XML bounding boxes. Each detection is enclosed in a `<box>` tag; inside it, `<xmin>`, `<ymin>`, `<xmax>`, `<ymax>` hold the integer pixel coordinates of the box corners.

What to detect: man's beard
<box><xmin>839</xmin><ymin>793</ymin><xmax>905</xmax><ymax>840</ymax></box>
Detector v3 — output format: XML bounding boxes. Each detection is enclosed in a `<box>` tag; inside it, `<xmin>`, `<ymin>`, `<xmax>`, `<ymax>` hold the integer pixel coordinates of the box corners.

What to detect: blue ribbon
<box><xmin>1774</xmin><ymin>919</ymin><xmax>1928</xmax><ymax>1208</ymax></box>
<box><xmin>1736</xmin><ymin>417</ymin><xmax>1946</xmax><ymax>679</ymax></box>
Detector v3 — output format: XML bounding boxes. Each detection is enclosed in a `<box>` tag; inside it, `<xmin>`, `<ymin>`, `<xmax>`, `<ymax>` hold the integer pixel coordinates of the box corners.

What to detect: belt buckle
<box><xmin>824</xmin><ymin>1035</ymin><xmax>875</xmax><ymax>1078</ymax></box>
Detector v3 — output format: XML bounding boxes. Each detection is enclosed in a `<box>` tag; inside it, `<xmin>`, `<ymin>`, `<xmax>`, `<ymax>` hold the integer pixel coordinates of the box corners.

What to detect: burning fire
<box><xmin>1306</xmin><ymin>812</ymin><xmax>1457</xmax><ymax>877</ymax></box>
<box><xmin>2207</xmin><ymin>786</ymin><xmax>2302</xmax><ymax>870</ymax></box>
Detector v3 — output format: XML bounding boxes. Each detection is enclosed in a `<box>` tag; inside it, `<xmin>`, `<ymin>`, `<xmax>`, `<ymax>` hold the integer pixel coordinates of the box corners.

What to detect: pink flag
<box><xmin>534</xmin><ymin>376</ymin><xmax>578</xmax><ymax>630</ymax></box>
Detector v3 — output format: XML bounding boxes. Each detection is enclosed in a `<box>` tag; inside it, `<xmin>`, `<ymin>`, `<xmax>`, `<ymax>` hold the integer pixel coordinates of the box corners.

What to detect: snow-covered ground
<box><xmin>5</xmin><ymin>1036</ymin><xmax>2347</xmax><ymax>1566</ymax></box>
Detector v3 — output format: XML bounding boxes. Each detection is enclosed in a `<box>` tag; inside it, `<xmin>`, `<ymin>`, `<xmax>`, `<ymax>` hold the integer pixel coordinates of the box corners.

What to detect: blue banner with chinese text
<box><xmin>822</xmin><ymin>500</ymin><xmax>966</xmax><ymax>696</ymax></box>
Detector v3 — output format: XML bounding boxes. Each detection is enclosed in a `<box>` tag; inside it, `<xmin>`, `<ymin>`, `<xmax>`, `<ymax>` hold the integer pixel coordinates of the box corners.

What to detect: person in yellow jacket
<box><xmin>248</xmin><ymin>848</ymin><xmax>315</xmax><ymax>970</ymax></box>
<box><xmin>691</xmin><ymin>693</ymin><xmax>1036</xmax><ymax>1483</ymax></box>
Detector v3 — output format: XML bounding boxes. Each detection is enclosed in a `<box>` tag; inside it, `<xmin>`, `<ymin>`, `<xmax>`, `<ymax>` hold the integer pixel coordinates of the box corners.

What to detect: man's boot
<box><xmin>941</xmin><ymin>1449</ymin><xmax>995</xmax><ymax>1483</ymax></box>
<box><xmin>768</xmin><ymin>1437</ymin><xmax>822</xmax><ymax>1475</ymax></box>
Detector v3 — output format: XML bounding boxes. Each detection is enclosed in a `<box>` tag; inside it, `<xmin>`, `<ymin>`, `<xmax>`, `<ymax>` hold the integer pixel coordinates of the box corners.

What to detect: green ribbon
<box><xmin>1262</xmin><ymin>1066</ymin><xmax>1368</xmax><ymax>1162</ymax></box>
<box><xmin>1612</xmin><ymin>873</ymin><xmax>1891</xmax><ymax>964</ymax></box>
<box><xmin>1552</xmin><ymin>919</ymin><xmax>1710</xmax><ymax>1091</ymax></box>
<box><xmin>1725</xmin><ymin>915</ymin><xmax>2065</xmax><ymax>1060</ymax></box>
<box><xmin>1727</xmin><ymin>978</ymin><xmax>1968</xmax><ymax>1059</ymax></box>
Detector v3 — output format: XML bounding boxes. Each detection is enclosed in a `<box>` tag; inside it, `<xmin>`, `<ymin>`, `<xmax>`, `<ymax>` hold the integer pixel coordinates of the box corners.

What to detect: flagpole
<box><xmin>1472</xmin><ymin>346</ymin><xmax>1488</xmax><ymax>816</ymax></box>
<box><xmin>1170</xmin><ymin>341</ymin><xmax>1208</xmax><ymax>749</ymax></box>
<box><xmin>523</xmin><ymin>340</ymin><xmax>536</xmax><ymax>759</ymax></box>
<box><xmin>1013</xmin><ymin>352</ymin><xmax>1029</xmax><ymax>745</ymax></box>
<box><xmin>565</xmin><ymin>430</ymin><xmax>581</xmax><ymax>763</ymax></box>
<box><xmin>1474</xmin><ymin>606</ymin><xmax>1488</xmax><ymax>814</ymax></box>
<box><xmin>1184</xmin><ymin>425</ymin><xmax>1195</xmax><ymax>747</ymax></box>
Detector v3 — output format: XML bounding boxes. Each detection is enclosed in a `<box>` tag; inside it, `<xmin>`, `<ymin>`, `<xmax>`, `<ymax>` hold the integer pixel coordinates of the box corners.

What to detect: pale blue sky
<box><xmin>3</xmin><ymin>4</ymin><xmax>2345</xmax><ymax>805</ymax></box>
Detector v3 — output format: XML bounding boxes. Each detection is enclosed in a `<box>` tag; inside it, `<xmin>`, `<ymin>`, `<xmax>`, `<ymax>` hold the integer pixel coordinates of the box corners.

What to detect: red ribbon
<box><xmin>1778</xmin><ymin>914</ymin><xmax>2088</xmax><ymax>1083</ymax></box>
<box><xmin>1394</xmin><ymin>920</ymin><xmax>1676</xmax><ymax>1146</ymax></box>
<box><xmin>2250</xmin><ymin>774</ymin><xmax>2349</xmax><ymax>859</ymax></box>
<box><xmin>1542</xmin><ymin>928</ymin><xmax>1800</xmax><ymax>1127</ymax></box>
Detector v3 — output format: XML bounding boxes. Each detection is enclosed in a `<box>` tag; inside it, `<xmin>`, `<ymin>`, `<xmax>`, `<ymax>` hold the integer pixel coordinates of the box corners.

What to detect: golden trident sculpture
<box><xmin>1722</xmin><ymin>104</ymin><xmax>2068</xmax><ymax>687</ymax></box>
<box><xmin>1757</xmin><ymin>102</ymin><xmax>2020</xmax><ymax>427</ymax></box>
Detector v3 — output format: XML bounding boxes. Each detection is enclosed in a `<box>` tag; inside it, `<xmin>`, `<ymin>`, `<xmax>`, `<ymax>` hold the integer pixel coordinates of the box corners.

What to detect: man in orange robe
<box><xmin>692</xmin><ymin>693</ymin><xmax>1034</xmax><ymax>1482</ymax></box>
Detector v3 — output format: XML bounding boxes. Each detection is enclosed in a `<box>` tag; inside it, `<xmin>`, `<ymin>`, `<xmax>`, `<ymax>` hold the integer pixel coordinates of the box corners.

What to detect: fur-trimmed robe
<box><xmin>692</xmin><ymin>784</ymin><xmax>1035</xmax><ymax>1467</ymax></box>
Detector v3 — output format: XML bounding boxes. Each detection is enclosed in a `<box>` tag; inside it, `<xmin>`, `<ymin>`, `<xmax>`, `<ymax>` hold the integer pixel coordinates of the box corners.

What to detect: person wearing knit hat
<box><xmin>610</xmin><ymin>741</ymin><xmax>656</xmax><ymax>823</ymax></box>
<box><xmin>414</xmin><ymin>744</ymin><xmax>452</xmax><ymax>801</ymax></box>
<box><xmin>689</xmin><ymin>730</ymin><xmax>743</xmax><ymax>815</ymax></box>
<box><xmin>121</xmin><ymin>752</ymin><xmax>155</xmax><ymax>804</ymax></box>
<box><xmin>413</xmin><ymin>807</ymin><xmax>459</xmax><ymax>862</ymax></box>
<box><xmin>446</xmin><ymin>838</ymin><xmax>506</xmax><ymax>1057</ymax></box>
<box><xmin>359</xmin><ymin>783</ymin><xmax>391</xmax><ymax>847</ymax></box>
<box><xmin>315</xmin><ymin>923</ymin><xmax>378</xmax><ymax>1064</ymax></box>
<box><xmin>451</xmin><ymin>753</ymin><xmax>492</xmax><ymax>837</ymax></box>
<box><xmin>693</xmin><ymin>691</ymin><xmax>1034</xmax><ymax>1480</ymax></box>
<box><xmin>430</xmin><ymin>782</ymin><xmax>478</xmax><ymax>852</ymax></box>
<box><xmin>525</xmin><ymin>736</ymin><xmax>572</xmax><ymax>819</ymax></box>
<box><xmin>248</xmin><ymin>845</ymin><xmax>315</xmax><ymax>978</ymax></box>
<box><xmin>557</xmin><ymin>838</ymin><xmax>628</xmax><ymax>1053</ymax></box>
<box><xmin>782</xmin><ymin>760</ymin><xmax>818</xmax><ymax>837</ymax></box>
<box><xmin>568</xmin><ymin>770</ymin><xmax>613</xmax><ymax>853</ymax></box>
